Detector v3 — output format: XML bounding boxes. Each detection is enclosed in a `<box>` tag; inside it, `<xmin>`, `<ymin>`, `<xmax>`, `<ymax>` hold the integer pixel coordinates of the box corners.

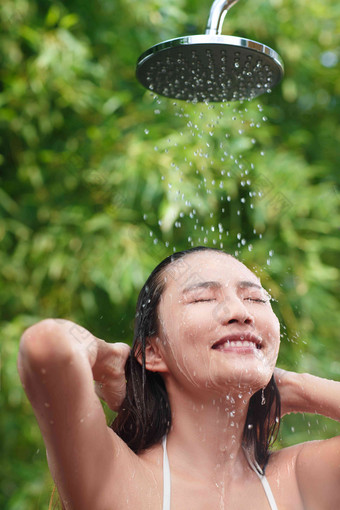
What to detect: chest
<box><xmin>113</xmin><ymin>466</ymin><xmax>303</xmax><ymax>510</ymax></box>
<box><xmin>168</xmin><ymin>471</ymin><xmax>302</xmax><ymax>510</ymax></box>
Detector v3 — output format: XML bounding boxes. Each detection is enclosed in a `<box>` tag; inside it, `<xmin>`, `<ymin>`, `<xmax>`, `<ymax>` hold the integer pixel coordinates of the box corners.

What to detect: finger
<box><xmin>113</xmin><ymin>342</ymin><xmax>131</xmax><ymax>360</ymax></box>
<box><xmin>109</xmin><ymin>343</ymin><xmax>131</xmax><ymax>371</ymax></box>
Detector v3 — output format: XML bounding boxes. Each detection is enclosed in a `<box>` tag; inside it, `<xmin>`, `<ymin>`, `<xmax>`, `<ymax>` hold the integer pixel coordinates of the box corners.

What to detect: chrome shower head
<box><xmin>136</xmin><ymin>0</ymin><xmax>284</xmax><ymax>102</ymax></box>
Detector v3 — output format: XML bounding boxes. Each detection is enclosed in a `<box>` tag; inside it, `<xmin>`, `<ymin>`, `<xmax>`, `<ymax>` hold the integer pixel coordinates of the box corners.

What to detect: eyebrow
<box><xmin>239</xmin><ymin>280</ymin><xmax>271</xmax><ymax>299</ymax></box>
<box><xmin>182</xmin><ymin>281</ymin><xmax>222</xmax><ymax>294</ymax></box>
<box><xmin>238</xmin><ymin>281</ymin><xmax>263</xmax><ymax>290</ymax></box>
<box><xmin>182</xmin><ymin>280</ymin><xmax>264</xmax><ymax>294</ymax></box>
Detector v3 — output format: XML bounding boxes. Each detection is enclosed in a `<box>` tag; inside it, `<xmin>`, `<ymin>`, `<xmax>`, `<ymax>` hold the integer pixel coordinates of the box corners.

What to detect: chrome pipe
<box><xmin>205</xmin><ymin>0</ymin><xmax>240</xmax><ymax>35</ymax></box>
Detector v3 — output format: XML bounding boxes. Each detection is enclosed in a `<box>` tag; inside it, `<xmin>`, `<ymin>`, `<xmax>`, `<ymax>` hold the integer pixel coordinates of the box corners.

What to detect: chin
<box><xmin>205</xmin><ymin>365</ymin><xmax>274</xmax><ymax>395</ymax></box>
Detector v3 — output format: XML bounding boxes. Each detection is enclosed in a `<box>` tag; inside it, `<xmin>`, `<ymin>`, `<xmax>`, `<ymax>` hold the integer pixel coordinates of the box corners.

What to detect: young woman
<box><xmin>18</xmin><ymin>247</ymin><xmax>340</xmax><ymax>509</ymax></box>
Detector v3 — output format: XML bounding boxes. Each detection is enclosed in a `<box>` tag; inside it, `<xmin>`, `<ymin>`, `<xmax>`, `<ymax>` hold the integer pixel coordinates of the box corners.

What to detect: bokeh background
<box><xmin>1</xmin><ymin>0</ymin><xmax>339</xmax><ymax>507</ymax></box>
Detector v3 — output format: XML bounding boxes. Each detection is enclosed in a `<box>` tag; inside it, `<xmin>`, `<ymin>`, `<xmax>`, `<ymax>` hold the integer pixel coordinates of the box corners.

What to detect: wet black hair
<box><xmin>112</xmin><ymin>246</ymin><xmax>281</xmax><ymax>472</ymax></box>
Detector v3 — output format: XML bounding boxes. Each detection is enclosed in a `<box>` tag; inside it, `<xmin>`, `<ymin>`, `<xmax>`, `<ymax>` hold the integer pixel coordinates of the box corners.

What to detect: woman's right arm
<box><xmin>17</xmin><ymin>319</ymin><xmax>131</xmax><ymax>510</ymax></box>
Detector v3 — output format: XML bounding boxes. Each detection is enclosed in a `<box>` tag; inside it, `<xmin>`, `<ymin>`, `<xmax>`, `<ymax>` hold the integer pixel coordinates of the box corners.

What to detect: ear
<box><xmin>143</xmin><ymin>336</ymin><xmax>169</xmax><ymax>373</ymax></box>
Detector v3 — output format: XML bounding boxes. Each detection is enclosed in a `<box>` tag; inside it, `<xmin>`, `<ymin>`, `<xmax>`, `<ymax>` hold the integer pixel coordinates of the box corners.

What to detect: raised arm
<box><xmin>275</xmin><ymin>367</ymin><xmax>340</xmax><ymax>420</ymax></box>
<box><xmin>275</xmin><ymin>368</ymin><xmax>340</xmax><ymax>509</ymax></box>
<box><xmin>18</xmin><ymin>319</ymin><xmax>131</xmax><ymax>509</ymax></box>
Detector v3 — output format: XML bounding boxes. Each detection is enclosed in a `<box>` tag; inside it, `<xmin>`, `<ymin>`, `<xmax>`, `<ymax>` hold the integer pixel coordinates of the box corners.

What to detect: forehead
<box><xmin>161</xmin><ymin>251</ymin><xmax>260</xmax><ymax>295</ymax></box>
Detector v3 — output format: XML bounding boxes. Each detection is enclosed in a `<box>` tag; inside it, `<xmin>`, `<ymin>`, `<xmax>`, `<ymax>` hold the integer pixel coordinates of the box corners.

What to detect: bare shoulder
<box><xmin>295</xmin><ymin>437</ymin><xmax>340</xmax><ymax>510</ymax></box>
<box><xmin>266</xmin><ymin>438</ymin><xmax>340</xmax><ymax>510</ymax></box>
<box><xmin>263</xmin><ymin>443</ymin><xmax>305</xmax><ymax>509</ymax></box>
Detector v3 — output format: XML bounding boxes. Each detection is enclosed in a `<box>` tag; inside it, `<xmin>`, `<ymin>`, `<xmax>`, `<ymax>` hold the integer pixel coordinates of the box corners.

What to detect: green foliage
<box><xmin>1</xmin><ymin>0</ymin><xmax>339</xmax><ymax>507</ymax></box>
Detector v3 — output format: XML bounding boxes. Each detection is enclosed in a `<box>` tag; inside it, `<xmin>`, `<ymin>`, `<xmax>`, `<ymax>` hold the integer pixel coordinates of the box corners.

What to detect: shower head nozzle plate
<box><xmin>136</xmin><ymin>35</ymin><xmax>284</xmax><ymax>102</ymax></box>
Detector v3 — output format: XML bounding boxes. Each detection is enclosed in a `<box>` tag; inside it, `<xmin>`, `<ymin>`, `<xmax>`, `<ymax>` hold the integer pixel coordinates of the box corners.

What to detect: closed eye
<box><xmin>244</xmin><ymin>298</ymin><xmax>267</xmax><ymax>303</ymax></box>
<box><xmin>191</xmin><ymin>298</ymin><xmax>216</xmax><ymax>303</ymax></box>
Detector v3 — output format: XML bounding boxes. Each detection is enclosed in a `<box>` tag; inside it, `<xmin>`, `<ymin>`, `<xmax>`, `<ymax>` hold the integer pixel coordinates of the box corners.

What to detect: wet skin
<box><xmin>151</xmin><ymin>251</ymin><xmax>281</xmax><ymax>401</ymax></box>
<box><xmin>18</xmin><ymin>251</ymin><xmax>340</xmax><ymax>510</ymax></box>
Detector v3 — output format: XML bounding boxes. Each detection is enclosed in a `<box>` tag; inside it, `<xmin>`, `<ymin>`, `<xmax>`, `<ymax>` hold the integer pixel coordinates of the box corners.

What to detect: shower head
<box><xmin>136</xmin><ymin>0</ymin><xmax>284</xmax><ymax>102</ymax></box>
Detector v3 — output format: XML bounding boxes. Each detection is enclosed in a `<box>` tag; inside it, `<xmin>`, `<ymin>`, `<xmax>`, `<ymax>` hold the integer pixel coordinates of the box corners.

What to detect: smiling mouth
<box><xmin>212</xmin><ymin>334</ymin><xmax>262</xmax><ymax>351</ymax></box>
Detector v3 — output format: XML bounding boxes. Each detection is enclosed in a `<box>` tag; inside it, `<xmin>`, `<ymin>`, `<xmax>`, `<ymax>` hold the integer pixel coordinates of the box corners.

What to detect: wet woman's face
<box><xmin>155</xmin><ymin>251</ymin><xmax>280</xmax><ymax>397</ymax></box>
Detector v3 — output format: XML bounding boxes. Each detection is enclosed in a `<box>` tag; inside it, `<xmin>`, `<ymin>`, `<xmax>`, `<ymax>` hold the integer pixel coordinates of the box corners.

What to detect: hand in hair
<box><xmin>93</xmin><ymin>341</ymin><xmax>130</xmax><ymax>411</ymax></box>
<box><xmin>275</xmin><ymin>366</ymin><xmax>340</xmax><ymax>421</ymax></box>
<box><xmin>18</xmin><ymin>319</ymin><xmax>130</xmax><ymax>412</ymax></box>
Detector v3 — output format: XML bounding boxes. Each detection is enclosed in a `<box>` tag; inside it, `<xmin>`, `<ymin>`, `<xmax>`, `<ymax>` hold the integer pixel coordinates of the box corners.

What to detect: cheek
<box><xmin>162</xmin><ymin>303</ymin><xmax>215</xmax><ymax>342</ymax></box>
<box><xmin>185</xmin><ymin>304</ymin><xmax>218</xmax><ymax>333</ymax></box>
<box><xmin>158</xmin><ymin>310</ymin><xmax>211</xmax><ymax>380</ymax></box>
<box><xmin>259</xmin><ymin>308</ymin><xmax>280</xmax><ymax>336</ymax></box>
<box><xmin>270</xmin><ymin>315</ymin><xmax>281</xmax><ymax>345</ymax></box>
<box><xmin>264</xmin><ymin>315</ymin><xmax>281</xmax><ymax>361</ymax></box>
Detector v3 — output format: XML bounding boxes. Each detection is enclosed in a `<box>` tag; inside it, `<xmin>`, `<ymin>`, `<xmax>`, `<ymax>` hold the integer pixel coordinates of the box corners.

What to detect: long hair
<box><xmin>49</xmin><ymin>486</ymin><xmax>65</xmax><ymax>510</ymax></box>
<box><xmin>112</xmin><ymin>246</ymin><xmax>281</xmax><ymax>473</ymax></box>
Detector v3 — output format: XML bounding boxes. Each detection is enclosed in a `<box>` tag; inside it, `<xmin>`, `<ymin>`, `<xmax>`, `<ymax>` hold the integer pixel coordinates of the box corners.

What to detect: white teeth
<box><xmin>218</xmin><ymin>340</ymin><xmax>256</xmax><ymax>348</ymax></box>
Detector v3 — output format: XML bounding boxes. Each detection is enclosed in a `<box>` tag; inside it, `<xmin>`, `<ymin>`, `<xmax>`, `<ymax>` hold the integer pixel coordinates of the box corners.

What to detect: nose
<box><xmin>212</xmin><ymin>297</ymin><xmax>254</xmax><ymax>326</ymax></box>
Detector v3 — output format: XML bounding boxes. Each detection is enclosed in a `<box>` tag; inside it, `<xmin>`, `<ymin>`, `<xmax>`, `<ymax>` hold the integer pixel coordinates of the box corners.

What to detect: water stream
<box><xmin>142</xmin><ymin>92</ymin><xmax>277</xmax><ymax>266</ymax></box>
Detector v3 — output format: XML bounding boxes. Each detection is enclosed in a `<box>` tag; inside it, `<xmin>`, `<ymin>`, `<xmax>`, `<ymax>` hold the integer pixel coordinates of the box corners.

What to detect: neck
<box><xmin>165</xmin><ymin>383</ymin><xmax>253</xmax><ymax>482</ymax></box>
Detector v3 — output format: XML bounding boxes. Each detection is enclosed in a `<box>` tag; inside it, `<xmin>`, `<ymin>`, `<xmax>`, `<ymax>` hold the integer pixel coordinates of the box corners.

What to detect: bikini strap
<box><xmin>162</xmin><ymin>436</ymin><xmax>171</xmax><ymax>510</ymax></box>
<box><xmin>242</xmin><ymin>445</ymin><xmax>278</xmax><ymax>510</ymax></box>
<box><xmin>259</xmin><ymin>474</ymin><xmax>279</xmax><ymax>510</ymax></box>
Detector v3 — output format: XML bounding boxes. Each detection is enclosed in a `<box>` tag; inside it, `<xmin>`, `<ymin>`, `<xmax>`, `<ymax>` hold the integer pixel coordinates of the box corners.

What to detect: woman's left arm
<box><xmin>275</xmin><ymin>367</ymin><xmax>340</xmax><ymax>420</ymax></box>
<box><xmin>274</xmin><ymin>367</ymin><xmax>340</xmax><ymax>509</ymax></box>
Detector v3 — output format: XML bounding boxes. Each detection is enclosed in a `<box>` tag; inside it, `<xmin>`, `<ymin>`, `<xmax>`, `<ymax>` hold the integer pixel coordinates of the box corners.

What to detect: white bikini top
<box><xmin>162</xmin><ymin>436</ymin><xmax>278</xmax><ymax>510</ymax></box>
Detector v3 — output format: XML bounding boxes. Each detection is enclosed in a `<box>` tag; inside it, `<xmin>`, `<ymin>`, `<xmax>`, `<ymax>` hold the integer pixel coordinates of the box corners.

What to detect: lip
<box><xmin>212</xmin><ymin>332</ymin><xmax>262</xmax><ymax>351</ymax></box>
